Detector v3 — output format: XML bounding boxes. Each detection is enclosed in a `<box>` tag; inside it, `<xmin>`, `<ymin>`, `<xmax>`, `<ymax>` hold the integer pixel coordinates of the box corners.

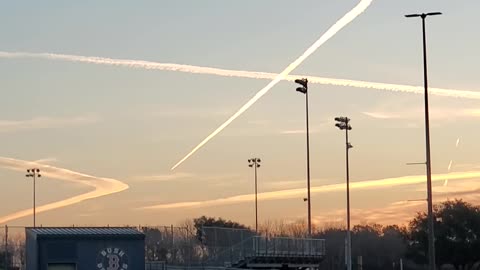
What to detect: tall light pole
<box><xmin>335</xmin><ymin>117</ymin><xmax>353</xmax><ymax>270</ymax></box>
<box><xmin>26</xmin><ymin>168</ymin><xmax>41</xmax><ymax>227</ymax></box>
<box><xmin>294</xmin><ymin>78</ymin><xmax>312</xmax><ymax>236</ymax></box>
<box><xmin>405</xmin><ymin>12</ymin><xmax>442</xmax><ymax>270</ymax></box>
<box><xmin>248</xmin><ymin>158</ymin><xmax>261</xmax><ymax>233</ymax></box>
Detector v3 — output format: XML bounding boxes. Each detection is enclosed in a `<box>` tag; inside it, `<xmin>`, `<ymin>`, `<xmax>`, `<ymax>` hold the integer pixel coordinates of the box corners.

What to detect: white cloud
<box><xmin>265</xmin><ymin>180</ymin><xmax>306</xmax><ymax>189</ymax></box>
<box><xmin>279</xmin><ymin>122</ymin><xmax>329</xmax><ymax>135</ymax></box>
<box><xmin>33</xmin><ymin>157</ymin><xmax>58</xmax><ymax>165</ymax></box>
<box><xmin>0</xmin><ymin>157</ymin><xmax>128</xmax><ymax>224</ymax></box>
<box><xmin>133</xmin><ymin>172</ymin><xmax>240</xmax><ymax>183</ymax></box>
<box><xmin>363</xmin><ymin>108</ymin><xmax>480</xmax><ymax>121</ymax></box>
<box><xmin>138</xmin><ymin>170</ymin><xmax>480</xmax><ymax>211</ymax></box>
<box><xmin>0</xmin><ymin>115</ymin><xmax>99</xmax><ymax>133</ymax></box>
<box><xmin>280</xmin><ymin>129</ymin><xmax>307</xmax><ymax>135</ymax></box>
<box><xmin>133</xmin><ymin>172</ymin><xmax>195</xmax><ymax>182</ymax></box>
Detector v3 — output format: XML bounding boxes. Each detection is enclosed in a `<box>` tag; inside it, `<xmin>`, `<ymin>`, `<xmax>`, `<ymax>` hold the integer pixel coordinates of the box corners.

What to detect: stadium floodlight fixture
<box><xmin>295</xmin><ymin>78</ymin><xmax>308</xmax><ymax>94</ymax></box>
<box><xmin>25</xmin><ymin>168</ymin><xmax>41</xmax><ymax>227</ymax></box>
<box><xmin>248</xmin><ymin>158</ymin><xmax>261</xmax><ymax>233</ymax></box>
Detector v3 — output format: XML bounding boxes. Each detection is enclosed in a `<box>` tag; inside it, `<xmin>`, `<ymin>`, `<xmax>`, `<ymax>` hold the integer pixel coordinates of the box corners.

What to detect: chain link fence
<box><xmin>0</xmin><ymin>225</ymin><xmax>326</xmax><ymax>269</ymax></box>
<box><xmin>0</xmin><ymin>226</ymin><xmax>26</xmax><ymax>270</ymax></box>
<box><xmin>0</xmin><ymin>225</ymin><xmax>240</xmax><ymax>269</ymax></box>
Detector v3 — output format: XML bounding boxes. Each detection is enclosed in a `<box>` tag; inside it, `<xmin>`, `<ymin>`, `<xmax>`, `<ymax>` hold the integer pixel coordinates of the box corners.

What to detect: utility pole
<box><xmin>405</xmin><ymin>12</ymin><xmax>442</xmax><ymax>270</ymax></box>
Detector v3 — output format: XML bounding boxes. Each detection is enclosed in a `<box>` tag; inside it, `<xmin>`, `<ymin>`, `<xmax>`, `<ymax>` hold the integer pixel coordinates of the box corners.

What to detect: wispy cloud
<box><xmin>139</xmin><ymin>171</ymin><xmax>480</xmax><ymax>210</ymax></box>
<box><xmin>279</xmin><ymin>122</ymin><xmax>329</xmax><ymax>135</ymax></box>
<box><xmin>133</xmin><ymin>172</ymin><xmax>240</xmax><ymax>183</ymax></box>
<box><xmin>280</xmin><ymin>129</ymin><xmax>307</xmax><ymax>135</ymax></box>
<box><xmin>33</xmin><ymin>157</ymin><xmax>58</xmax><ymax>165</ymax></box>
<box><xmin>363</xmin><ymin>108</ymin><xmax>480</xmax><ymax>121</ymax></box>
<box><xmin>148</xmin><ymin>107</ymin><xmax>231</xmax><ymax>119</ymax></box>
<box><xmin>313</xmin><ymin>178</ymin><xmax>480</xmax><ymax>225</ymax></box>
<box><xmin>133</xmin><ymin>172</ymin><xmax>195</xmax><ymax>182</ymax></box>
<box><xmin>0</xmin><ymin>157</ymin><xmax>128</xmax><ymax>224</ymax></box>
<box><xmin>265</xmin><ymin>180</ymin><xmax>305</xmax><ymax>189</ymax></box>
<box><xmin>0</xmin><ymin>115</ymin><xmax>99</xmax><ymax>133</ymax></box>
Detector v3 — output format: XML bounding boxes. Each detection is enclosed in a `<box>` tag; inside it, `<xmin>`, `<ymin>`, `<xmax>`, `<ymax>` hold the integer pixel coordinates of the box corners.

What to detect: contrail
<box><xmin>140</xmin><ymin>171</ymin><xmax>480</xmax><ymax>210</ymax></box>
<box><xmin>0</xmin><ymin>157</ymin><xmax>129</xmax><ymax>224</ymax></box>
<box><xmin>171</xmin><ymin>0</ymin><xmax>374</xmax><ymax>169</ymax></box>
<box><xmin>0</xmin><ymin>51</ymin><xmax>480</xmax><ymax>99</ymax></box>
<box><xmin>1</xmin><ymin>51</ymin><xmax>479</xmax><ymax>99</ymax></box>
<box><xmin>444</xmin><ymin>137</ymin><xmax>461</xmax><ymax>187</ymax></box>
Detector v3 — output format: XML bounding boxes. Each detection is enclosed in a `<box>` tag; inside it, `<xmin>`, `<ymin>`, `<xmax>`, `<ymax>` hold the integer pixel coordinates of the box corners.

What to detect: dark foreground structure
<box><xmin>25</xmin><ymin>227</ymin><xmax>145</xmax><ymax>270</ymax></box>
<box><xmin>200</xmin><ymin>227</ymin><xmax>325</xmax><ymax>270</ymax></box>
<box><xmin>228</xmin><ymin>237</ymin><xmax>325</xmax><ymax>269</ymax></box>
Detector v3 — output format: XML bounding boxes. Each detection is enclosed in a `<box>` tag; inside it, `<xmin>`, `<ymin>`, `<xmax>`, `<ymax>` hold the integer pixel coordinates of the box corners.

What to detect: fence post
<box><xmin>170</xmin><ymin>225</ymin><xmax>174</xmax><ymax>248</ymax></box>
<box><xmin>5</xmin><ymin>225</ymin><xmax>8</xmax><ymax>270</ymax></box>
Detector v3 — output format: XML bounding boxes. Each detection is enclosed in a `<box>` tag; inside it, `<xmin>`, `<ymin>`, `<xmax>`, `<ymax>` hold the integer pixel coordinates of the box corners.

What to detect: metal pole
<box><xmin>346</xmin><ymin>127</ymin><xmax>352</xmax><ymax>270</ymax></box>
<box><xmin>421</xmin><ymin>15</ymin><xmax>436</xmax><ymax>270</ymax></box>
<box><xmin>305</xmin><ymin>88</ymin><xmax>312</xmax><ymax>237</ymax></box>
<box><xmin>4</xmin><ymin>225</ymin><xmax>8</xmax><ymax>270</ymax></box>
<box><xmin>33</xmin><ymin>173</ymin><xmax>36</xmax><ymax>227</ymax></box>
<box><xmin>254</xmin><ymin>160</ymin><xmax>258</xmax><ymax>234</ymax></box>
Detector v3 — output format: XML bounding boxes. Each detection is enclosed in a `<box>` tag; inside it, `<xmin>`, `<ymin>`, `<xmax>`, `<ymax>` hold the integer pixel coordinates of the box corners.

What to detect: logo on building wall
<box><xmin>96</xmin><ymin>247</ymin><xmax>129</xmax><ymax>270</ymax></box>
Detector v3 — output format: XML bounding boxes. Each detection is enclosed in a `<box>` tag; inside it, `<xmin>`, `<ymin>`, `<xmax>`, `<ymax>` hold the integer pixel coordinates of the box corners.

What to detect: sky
<box><xmin>0</xmin><ymin>0</ymin><xmax>480</xmax><ymax>228</ymax></box>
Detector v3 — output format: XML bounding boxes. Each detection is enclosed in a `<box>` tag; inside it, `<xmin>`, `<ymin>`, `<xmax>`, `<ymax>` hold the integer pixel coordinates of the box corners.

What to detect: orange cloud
<box><xmin>0</xmin><ymin>157</ymin><xmax>128</xmax><ymax>224</ymax></box>
<box><xmin>140</xmin><ymin>171</ymin><xmax>480</xmax><ymax>211</ymax></box>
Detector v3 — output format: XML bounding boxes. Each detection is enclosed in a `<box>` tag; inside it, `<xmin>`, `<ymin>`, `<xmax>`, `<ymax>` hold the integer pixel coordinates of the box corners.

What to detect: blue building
<box><xmin>26</xmin><ymin>227</ymin><xmax>145</xmax><ymax>270</ymax></box>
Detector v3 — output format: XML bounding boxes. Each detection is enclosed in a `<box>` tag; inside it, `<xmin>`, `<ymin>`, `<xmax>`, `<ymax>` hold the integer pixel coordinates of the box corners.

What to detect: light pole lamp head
<box><xmin>405</xmin><ymin>14</ymin><xmax>422</xmax><ymax>18</ymax></box>
<box><xmin>295</xmin><ymin>78</ymin><xmax>308</xmax><ymax>94</ymax></box>
<box><xmin>249</xmin><ymin>164</ymin><xmax>253</xmax><ymax>167</ymax></box>
<box><xmin>334</xmin><ymin>116</ymin><xmax>350</xmax><ymax>123</ymax></box>
<box><xmin>294</xmin><ymin>78</ymin><xmax>308</xmax><ymax>88</ymax></box>
<box><xmin>296</xmin><ymin>87</ymin><xmax>307</xmax><ymax>94</ymax></box>
<box><xmin>405</xmin><ymin>12</ymin><xmax>442</xmax><ymax>19</ymax></box>
<box><xmin>257</xmin><ymin>158</ymin><xmax>261</xmax><ymax>163</ymax></box>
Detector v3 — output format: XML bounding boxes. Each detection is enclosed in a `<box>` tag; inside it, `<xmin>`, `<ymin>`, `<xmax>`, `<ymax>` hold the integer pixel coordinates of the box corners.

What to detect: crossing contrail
<box><xmin>172</xmin><ymin>0</ymin><xmax>374</xmax><ymax>169</ymax></box>
<box><xmin>3</xmin><ymin>51</ymin><xmax>478</xmax><ymax>99</ymax></box>
<box><xmin>2</xmin><ymin>2</ymin><xmax>479</xmax><ymax>169</ymax></box>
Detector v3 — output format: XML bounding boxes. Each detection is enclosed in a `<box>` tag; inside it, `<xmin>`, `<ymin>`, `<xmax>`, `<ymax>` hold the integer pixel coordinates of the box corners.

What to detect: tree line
<box><xmin>0</xmin><ymin>199</ymin><xmax>479</xmax><ymax>270</ymax></box>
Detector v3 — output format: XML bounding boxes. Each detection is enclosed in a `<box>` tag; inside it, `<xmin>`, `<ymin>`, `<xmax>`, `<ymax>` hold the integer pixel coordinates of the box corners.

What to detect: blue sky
<box><xmin>0</xmin><ymin>0</ymin><xmax>480</xmax><ymax>227</ymax></box>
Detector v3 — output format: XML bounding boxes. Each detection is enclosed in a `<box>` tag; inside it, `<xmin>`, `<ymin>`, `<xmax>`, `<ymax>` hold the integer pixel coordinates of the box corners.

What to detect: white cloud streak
<box><xmin>0</xmin><ymin>157</ymin><xmax>129</xmax><ymax>224</ymax></box>
<box><xmin>134</xmin><ymin>172</ymin><xmax>195</xmax><ymax>182</ymax></box>
<box><xmin>140</xmin><ymin>171</ymin><xmax>480</xmax><ymax>210</ymax></box>
<box><xmin>314</xmin><ymin>178</ymin><xmax>480</xmax><ymax>225</ymax></box>
<box><xmin>1</xmin><ymin>52</ymin><xmax>478</xmax><ymax>100</ymax></box>
<box><xmin>0</xmin><ymin>116</ymin><xmax>98</xmax><ymax>133</ymax></box>
<box><xmin>363</xmin><ymin>108</ymin><xmax>480</xmax><ymax>121</ymax></box>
